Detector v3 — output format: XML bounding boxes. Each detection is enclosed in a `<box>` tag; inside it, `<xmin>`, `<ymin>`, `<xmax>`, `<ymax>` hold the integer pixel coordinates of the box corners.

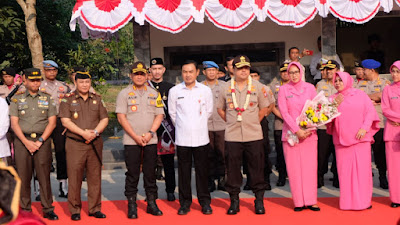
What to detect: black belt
<box><xmin>24</xmin><ymin>133</ymin><xmax>42</xmax><ymax>139</ymax></box>
<box><xmin>67</xmin><ymin>136</ymin><xmax>102</xmax><ymax>166</ymax></box>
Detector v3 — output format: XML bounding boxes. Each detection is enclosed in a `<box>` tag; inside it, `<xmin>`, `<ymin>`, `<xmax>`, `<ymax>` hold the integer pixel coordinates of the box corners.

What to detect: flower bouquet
<box><xmin>286</xmin><ymin>91</ymin><xmax>341</xmax><ymax>146</ymax></box>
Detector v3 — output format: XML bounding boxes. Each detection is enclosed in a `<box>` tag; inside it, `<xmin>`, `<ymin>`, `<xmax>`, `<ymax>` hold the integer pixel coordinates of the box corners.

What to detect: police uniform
<box><xmin>116</xmin><ymin>62</ymin><xmax>165</xmax><ymax>218</ymax></box>
<box><xmin>362</xmin><ymin>59</ymin><xmax>391</xmax><ymax>188</ymax></box>
<box><xmin>316</xmin><ymin>78</ymin><xmax>338</xmax><ymax>187</ymax></box>
<box><xmin>58</xmin><ymin>71</ymin><xmax>108</xmax><ymax>218</ymax></box>
<box><xmin>40</xmin><ymin>60</ymin><xmax>70</xmax><ymax>196</ymax></box>
<box><xmin>201</xmin><ymin>61</ymin><xmax>227</xmax><ymax>192</ymax></box>
<box><xmin>149</xmin><ymin>58</ymin><xmax>176</xmax><ymax>199</ymax></box>
<box><xmin>9</xmin><ymin>68</ymin><xmax>58</xmax><ymax>219</ymax></box>
<box><xmin>269</xmin><ymin>67</ymin><xmax>288</xmax><ymax>186</ymax></box>
<box><xmin>216</xmin><ymin>55</ymin><xmax>271</xmax><ymax>214</ymax></box>
<box><xmin>0</xmin><ymin>68</ymin><xmax>25</xmax><ymax>99</ymax></box>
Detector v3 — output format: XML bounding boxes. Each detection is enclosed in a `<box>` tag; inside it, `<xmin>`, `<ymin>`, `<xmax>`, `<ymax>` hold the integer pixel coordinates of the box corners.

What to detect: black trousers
<box><xmin>225</xmin><ymin>140</ymin><xmax>266</xmax><ymax>196</ymax></box>
<box><xmin>243</xmin><ymin>118</ymin><xmax>272</xmax><ymax>179</ymax></box>
<box><xmin>160</xmin><ymin>153</ymin><xmax>176</xmax><ymax>193</ymax></box>
<box><xmin>177</xmin><ymin>145</ymin><xmax>211</xmax><ymax>207</ymax></box>
<box><xmin>52</xmin><ymin>118</ymin><xmax>67</xmax><ymax>180</ymax></box>
<box><xmin>317</xmin><ymin>129</ymin><xmax>337</xmax><ymax>181</ymax></box>
<box><xmin>274</xmin><ymin>130</ymin><xmax>287</xmax><ymax>178</ymax></box>
<box><xmin>372</xmin><ymin>128</ymin><xmax>386</xmax><ymax>176</ymax></box>
<box><xmin>124</xmin><ymin>145</ymin><xmax>158</xmax><ymax>199</ymax></box>
<box><xmin>208</xmin><ymin>130</ymin><xmax>226</xmax><ymax>179</ymax></box>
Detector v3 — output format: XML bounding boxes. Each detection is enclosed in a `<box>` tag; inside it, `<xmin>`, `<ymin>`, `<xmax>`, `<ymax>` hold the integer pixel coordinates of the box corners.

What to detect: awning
<box><xmin>70</xmin><ymin>0</ymin><xmax>398</xmax><ymax>35</ymax></box>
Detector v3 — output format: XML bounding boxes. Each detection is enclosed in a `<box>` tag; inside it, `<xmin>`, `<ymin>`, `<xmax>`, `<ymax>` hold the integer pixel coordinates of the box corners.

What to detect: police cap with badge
<box><xmin>354</xmin><ymin>61</ymin><xmax>363</xmax><ymax>68</ymax></box>
<box><xmin>24</xmin><ymin>68</ymin><xmax>42</xmax><ymax>80</ymax></box>
<box><xmin>280</xmin><ymin>63</ymin><xmax>289</xmax><ymax>72</ymax></box>
<box><xmin>233</xmin><ymin>55</ymin><xmax>251</xmax><ymax>68</ymax></box>
<box><xmin>43</xmin><ymin>60</ymin><xmax>59</xmax><ymax>69</ymax></box>
<box><xmin>325</xmin><ymin>60</ymin><xmax>340</xmax><ymax>70</ymax></box>
<box><xmin>75</xmin><ymin>71</ymin><xmax>91</xmax><ymax>80</ymax></box>
<box><xmin>203</xmin><ymin>61</ymin><xmax>219</xmax><ymax>69</ymax></box>
<box><xmin>1</xmin><ymin>68</ymin><xmax>16</xmax><ymax>77</ymax></box>
<box><xmin>131</xmin><ymin>61</ymin><xmax>147</xmax><ymax>74</ymax></box>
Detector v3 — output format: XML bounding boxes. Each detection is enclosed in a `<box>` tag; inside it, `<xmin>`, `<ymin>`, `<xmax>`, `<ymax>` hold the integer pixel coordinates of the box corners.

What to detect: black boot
<box><xmin>217</xmin><ymin>176</ymin><xmax>226</xmax><ymax>191</ymax></box>
<box><xmin>127</xmin><ymin>196</ymin><xmax>138</xmax><ymax>219</ymax></box>
<box><xmin>156</xmin><ymin>166</ymin><xmax>164</xmax><ymax>181</ymax></box>
<box><xmin>147</xmin><ymin>199</ymin><xmax>163</xmax><ymax>216</ymax></box>
<box><xmin>208</xmin><ymin>177</ymin><xmax>216</xmax><ymax>192</ymax></box>
<box><xmin>254</xmin><ymin>192</ymin><xmax>265</xmax><ymax>214</ymax></box>
<box><xmin>379</xmin><ymin>175</ymin><xmax>388</xmax><ymax>189</ymax></box>
<box><xmin>227</xmin><ymin>195</ymin><xmax>240</xmax><ymax>215</ymax></box>
<box><xmin>264</xmin><ymin>174</ymin><xmax>271</xmax><ymax>191</ymax></box>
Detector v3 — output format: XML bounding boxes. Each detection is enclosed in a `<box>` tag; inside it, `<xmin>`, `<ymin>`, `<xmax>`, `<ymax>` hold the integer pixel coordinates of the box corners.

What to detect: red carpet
<box><xmin>31</xmin><ymin>197</ymin><xmax>400</xmax><ymax>225</ymax></box>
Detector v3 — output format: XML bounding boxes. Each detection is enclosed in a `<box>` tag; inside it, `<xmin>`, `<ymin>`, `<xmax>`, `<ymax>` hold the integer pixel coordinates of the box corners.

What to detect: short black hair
<box><xmin>288</xmin><ymin>47</ymin><xmax>299</xmax><ymax>55</ymax></box>
<box><xmin>224</xmin><ymin>56</ymin><xmax>235</xmax><ymax>66</ymax></box>
<box><xmin>250</xmin><ymin>68</ymin><xmax>259</xmax><ymax>75</ymax></box>
<box><xmin>182</xmin><ymin>60</ymin><xmax>198</xmax><ymax>69</ymax></box>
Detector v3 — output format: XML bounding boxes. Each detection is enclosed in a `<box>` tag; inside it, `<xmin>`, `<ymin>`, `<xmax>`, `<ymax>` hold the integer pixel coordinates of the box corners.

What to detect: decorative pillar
<box><xmin>133</xmin><ymin>21</ymin><xmax>151</xmax><ymax>67</ymax></box>
<box><xmin>321</xmin><ymin>15</ymin><xmax>337</xmax><ymax>60</ymax></box>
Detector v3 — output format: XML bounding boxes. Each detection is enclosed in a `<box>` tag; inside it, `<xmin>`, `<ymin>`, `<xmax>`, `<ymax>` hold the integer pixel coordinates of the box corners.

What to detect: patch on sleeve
<box><xmin>156</xmin><ymin>93</ymin><xmax>163</xmax><ymax>108</ymax></box>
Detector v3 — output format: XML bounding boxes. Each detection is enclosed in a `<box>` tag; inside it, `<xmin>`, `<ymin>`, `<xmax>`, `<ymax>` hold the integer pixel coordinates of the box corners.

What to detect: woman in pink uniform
<box><xmin>382</xmin><ymin>61</ymin><xmax>400</xmax><ymax>208</ymax></box>
<box><xmin>278</xmin><ymin>62</ymin><xmax>320</xmax><ymax>212</ymax></box>
<box><xmin>327</xmin><ymin>72</ymin><xmax>379</xmax><ymax>210</ymax></box>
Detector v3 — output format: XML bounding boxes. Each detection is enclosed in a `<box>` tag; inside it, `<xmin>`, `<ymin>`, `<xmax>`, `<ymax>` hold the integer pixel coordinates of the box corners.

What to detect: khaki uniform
<box><xmin>201</xmin><ymin>80</ymin><xmax>226</xmax><ymax>180</ymax></box>
<box><xmin>354</xmin><ymin>80</ymin><xmax>369</xmax><ymax>93</ymax></box>
<box><xmin>9</xmin><ymin>91</ymin><xmax>57</xmax><ymax>213</ymax></box>
<box><xmin>115</xmin><ymin>85</ymin><xmax>164</xmax><ymax>199</ymax></box>
<box><xmin>58</xmin><ymin>91</ymin><xmax>108</xmax><ymax>214</ymax></box>
<box><xmin>316</xmin><ymin>79</ymin><xmax>337</xmax><ymax>130</ymax></box>
<box><xmin>0</xmin><ymin>84</ymin><xmax>26</xmax><ymax>99</ymax></box>
<box><xmin>216</xmin><ymin>79</ymin><xmax>271</xmax><ymax>196</ymax></box>
<box><xmin>269</xmin><ymin>79</ymin><xmax>284</xmax><ymax>131</ymax></box>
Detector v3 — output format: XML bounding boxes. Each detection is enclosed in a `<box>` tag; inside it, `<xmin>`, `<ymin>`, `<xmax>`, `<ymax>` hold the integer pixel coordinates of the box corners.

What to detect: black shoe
<box><xmin>379</xmin><ymin>176</ymin><xmax>388</xmax><ymax>189</ymax></box>
<box><xmin>208</xmin><ymin>178</ymin><xmax>216</xmax><ymax>192</ymax></box>
<box><xmin>201</xmin><ymin>205</ymin><xmax>213</xmax><ymax>215</ymax></box>
<box><xmin>89</xmin><ymin>211</ymin><xmax>106</xmax><ymax>218</ymax></box>
<box><xmin>127</xmin><ymin>201</ymin><xmax>138</xmax><ymax>219</ymax></box>
<box><xmin>294</xmin><ymin>207</ymin><xmax>304</xmax><ymax>212</ymax></box>
<box><xmin>167</xmin><ymin>193</ymin><xmax>175</xmax><ymax>201</ymax></box>
<box><xmin>318</xmin><ymin>176</ymin><xmax>324</xmax><ymax>188</ymax></box>
<box><xmin>156</xmin><ymin>166</ymin><xmax>164</xmax><ymax>181</ymax></box>
<box><xmin>391</xmin><ymin>203</ymin><xmax>400</xmax><ymax>208</ymax></box>
<box><xmin>307</xmin><ymin>206</ymin><xmax>321</xmax><ymax>211</ymax></box>
<box><xmin>147</xmin><ymin>201</ymin><xmax>163</xmax><ymax>216</ymax></box>
<box><xmin>367</xmin><ymin>205</ymin><xmax>372</xmax><ymax>209</ymax></box>
<box><xmin>227</xmin><ymin>198</ymin><xmax>240</xmax><ymax>215</ymax></box>
<box><xmin>35</xmin><ymin>194</ymin><xmax>41</xmax><ymax>201</ymax></box>
<box><xmin>50</xmin><ymin>164</ymin><xmax>55</xmax><ymax>173</ymax></box>
<box><xmin>254</xmin><ymin>200</ymin><xmax>265</xmax><ymax>214</ymax></box>
<box><xmin>177</xmin><ymin>205</ymin><xmax>190</xmax><ymax>215</ymax></box>
<box><xmin>332</xmin><ymin>179</ymin><xmax>339</xmax><ymax>188</ymax></box>
<box><xmin>71</xmin><ymin>214</ymin><xmax>81</xmax><ymax>221</ymax></box>
<box><xmin>59</xmin><ymin>182</ymin><xmax>68</xmax><ymax>198</ymax></box>
<box><xmin>43</xmin><ymin>211</ymin><xmax>59</xmax><ymax>220</ymax></box>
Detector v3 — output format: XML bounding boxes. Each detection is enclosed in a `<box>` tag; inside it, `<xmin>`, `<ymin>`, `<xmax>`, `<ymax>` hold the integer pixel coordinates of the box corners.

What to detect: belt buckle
<box><xmin>30</xmin><ymin>133</ymin><xmax>37</xmax><ymax>138</ymax></box>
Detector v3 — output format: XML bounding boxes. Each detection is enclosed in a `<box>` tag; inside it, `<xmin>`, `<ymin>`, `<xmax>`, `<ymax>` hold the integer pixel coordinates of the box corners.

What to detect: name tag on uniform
<box><xmin>391</xmin><ymin>96</ymin><xmax>399</xmax><ymax>99</ymax></box>
<box><xmin>178</xmin><ymin>97</ymin><xmax>184</xmax><ymax>99</ymax></box>
<box><xmin>286</xmin><ymin>95</ymin><xmax>293</xmax><ymax>98</ymax></box>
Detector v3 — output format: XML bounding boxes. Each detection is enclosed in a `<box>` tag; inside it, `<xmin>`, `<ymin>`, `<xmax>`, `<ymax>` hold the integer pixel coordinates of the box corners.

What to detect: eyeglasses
<box><xmin>289</xmin><ymin>70</ymin><xmax>300</xmax><ymax>75</ymax></box>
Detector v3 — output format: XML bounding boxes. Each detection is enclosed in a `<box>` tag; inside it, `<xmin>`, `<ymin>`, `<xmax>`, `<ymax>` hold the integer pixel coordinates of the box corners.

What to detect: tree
<box><xmin>15</xmin><ymin>0</ymin><xmax>44</xmax><ymax>71</ymax></box>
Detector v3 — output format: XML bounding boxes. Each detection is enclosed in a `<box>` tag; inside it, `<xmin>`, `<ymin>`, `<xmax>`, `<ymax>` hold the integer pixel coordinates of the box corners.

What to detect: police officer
<box><xmin>40</xmin><ymin>60</ymin><xmax>70</xmax><ymax>197</ymax></box>
<box><xmin>316</xmin><ymin>60</ymin><xmax>338</xmax><ymax>188</ymax></box>
<box><xmin>219</xmin><ymin>56</ymin><xmax>234</xmax><ymax>82</ymax></box>
<box><xmin>353</xmin><ymin>61</ymin><xmax>364</xmax><ymax>85</ymax></box>
<box><xmin>149</xmin><ymin>57</ymin><xmax>176</xmax><ymax>201</ymax></box>
<box><xmin>59</xmin><ymin>71</ymin><xmax>109</xmax><ymax>221</ymax></box>
<box><xmin>217</xmin><ymin>55</ymin><xmax>272</xmax><ymax>215</ymax></box>
<box><xmin>0</xmin><ymin>68</ymin><xmax>16</xmax><ymax>98</ymax></box>
<box><xmin>201</xmin><ymin>61</ymin><xmax>226</xmax><ymax>192</ymax></box>
<box><xmin>10</xmin><ymin>68</ymin><xmax>59</xmax><ymax>220</ymax></box>
<box><xmin>361</xmin><ymin>59</ymin><xmax>390</xmax><ymax>189</ymax></box>
<box><xmin>270</xmin><ymin>63</ymin><xmax>290</xmax><ymax>186</ymax></box>
<box><xmin>116</xmin><ymin>62</ymin><xmax>164</xmax><ymax>219</ymax></box>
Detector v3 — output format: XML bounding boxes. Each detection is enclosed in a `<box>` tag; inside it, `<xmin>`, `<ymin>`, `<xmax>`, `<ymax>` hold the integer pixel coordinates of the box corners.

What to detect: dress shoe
<box><xmin>89</xmin><ymin>211</ymin><xmax>106</xmax><ymax>218</ymax></box>
<box><xmin>147</xmin><ymin>201</ymin><xmax>163</xmax><ymax>216</ymax></box>
<box><xmin>43</xmin><ymin>211</ymin><xmax>59</xmax><ymax>220</ymax></box>
<box><xmin>177</xmin><ymin>205</ymin><xmax>190</xmax><ymax>215</ymax></box>
<box><xmin>391</xmin><ymin>203</ymin><xmax>400</xmax><ymax>208</ymax></box>
<box><xmin>201</xmin><ymin>205</ymin><xmax>213</xmax><ymax>215</ymax></box>
<box><xmin>254</xmin><ymin>200</ymin><xmax>265</xmax><ymax>214</ymax></box>
<box><xmin>127</xmin><ymin>201</ymin><xmax>138</xmax><ymax>219</ymax></box>
<box><xmin>167</xmin><ymin>192</ymin><xmax>175</xmax><ymax>201</ymax></box>
<box><xmin>307</xmin><ymin>206</ymin><xmax>321</xmax><ymax>211</ymax></box>
<box><xmin>367</xmin><ymin>205</ymin><xmax>372</xmax><ymax>209</ymax></box>
<box><xmin>71</xmin><ymin>214</ymin><xmax>81</xmax><ymax>221</ymax></box>
<box><xmin>379</xmin><ymin>176</ymin><xmax>389</xmax><ymax>189</ymax></box>
<box><xmin>277</xmin><ymin>176</ymin><xmax>286</xmax><ymax>187</ymax></box>
<box><xmin>227</xmin><ymin>198</ymin><xmax>240</xmax><ymax>215</ymax></box>
<box><xmin>35</xmin><ymin>194</ymin><xmax>41</xmax><ymax>201</ymax></box>
<box><xmin>294</xmin><ymin>207</ymin><xmax>304</xmax><ymax>212</ymax></box>
<box><xmin>59</xmin><ymin>180</ymin><xmax>68</xmax><ymax>198</ymax></box>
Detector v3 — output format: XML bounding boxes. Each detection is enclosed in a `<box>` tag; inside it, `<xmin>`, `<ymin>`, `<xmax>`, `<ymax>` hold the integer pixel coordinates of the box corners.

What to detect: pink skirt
<box><xmin>335</xmin><ymin>142</ymin><xmax>372</xmax><ymax>210</ymax></box>
<box><xmin>386</xmin><ymin>141</ymin><xmax>400</xmax><ymax>204</ymax></box>
<box><xmin>283</xmin><ymin>140</ymin><xmax>318</xmax><ymax>207</ymax></box>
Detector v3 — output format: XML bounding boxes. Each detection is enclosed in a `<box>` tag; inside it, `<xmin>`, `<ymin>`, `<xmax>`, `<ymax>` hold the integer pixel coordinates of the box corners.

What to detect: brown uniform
<box><xmin>9</xmin><ymin>91</ymin><xmax>57</xmax><ymax>213</ymax></box>
<box><xmin>115</xmin><ymin>85</ymin><xmax>164</xmax><ymax>199</ymax></box>
<box><xmin>40</xmin><ymin>79</ymin><xmax>70</xmax><ymax>181</ymax></box>
<box><xmin>58</xmin><ymin>91</ymin><xmax>108</xmax><ymax>214</ymax></box>
<box><xmin>217</xmin><ymin>79</ymin><xmax>271</xmax><ymax>196</ymax></box>
<box><xmin>201</xmin><ymin>80</ymin><xmax>226</xmax><ymax>182</ymax></box>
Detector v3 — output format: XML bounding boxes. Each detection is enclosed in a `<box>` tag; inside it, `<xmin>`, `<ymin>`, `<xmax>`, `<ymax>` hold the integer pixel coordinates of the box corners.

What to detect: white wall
<box><xmin>149</xmin><ymin>17</ymin><xmax>322</xmax><ymax>66</ymax></box>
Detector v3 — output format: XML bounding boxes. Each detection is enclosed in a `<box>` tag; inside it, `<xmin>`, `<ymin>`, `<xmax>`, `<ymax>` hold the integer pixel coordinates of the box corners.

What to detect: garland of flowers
<box><xmin>231</xmin><ymin>76</ymin><xmax>252</xmax><ymax>121</ymax></box>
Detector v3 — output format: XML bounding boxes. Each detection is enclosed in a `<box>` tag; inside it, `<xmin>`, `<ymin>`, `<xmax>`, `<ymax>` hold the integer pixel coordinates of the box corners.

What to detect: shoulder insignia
<box><xmin>11</xmin><ymin>98</ymin><xmax>17</xmax><ymax>103</ymax></box>
<box><xmin>61</xmin><ymin>98</ymin><xmax>67</xmax><ymax>103</ymax></box>
<box><xmin>156</xmin><ymin>93</ymin><xmax>163</xmax><ymax>108</ymax></box>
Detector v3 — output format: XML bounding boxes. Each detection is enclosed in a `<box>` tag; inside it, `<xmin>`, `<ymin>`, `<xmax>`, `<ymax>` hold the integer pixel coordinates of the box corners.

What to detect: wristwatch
<box><xmin>148</xmin><ymin>131</ymin><xmax>155</xmax><ymax>138</ymax></box>
<box><xmin>38</xmin><ymin>137</ymin><xmax>44</xmax><ymax>142</ymax></box>
<box><xmin>94</xmin><ymin>129</ymin><xmax>100</xmax><ymax>137</ymax></box>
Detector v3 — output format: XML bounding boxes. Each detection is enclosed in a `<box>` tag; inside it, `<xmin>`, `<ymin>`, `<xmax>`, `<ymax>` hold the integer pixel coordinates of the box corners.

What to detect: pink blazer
<box><xmin>382</xmin><ymin>83</ymin><xmax>400</xmax><ymax>141</ymax></box>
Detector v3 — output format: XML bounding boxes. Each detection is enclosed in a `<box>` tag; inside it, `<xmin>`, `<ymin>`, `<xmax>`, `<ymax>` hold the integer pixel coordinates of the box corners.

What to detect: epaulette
<box><xmin>148</xmin><ymin>85</ymin><xmax>157</xmax><ymax>92</ymax></box>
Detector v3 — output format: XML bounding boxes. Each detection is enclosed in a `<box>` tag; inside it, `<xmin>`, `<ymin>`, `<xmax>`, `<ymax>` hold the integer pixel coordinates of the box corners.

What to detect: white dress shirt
<box><xmin>168</xmin><ymin>81</ymin><xmax>213</xmax><ymax>147</ymax></box>
<box><xmin>0</xmin><ymin>98</ymin><xmax>10</xmax><ymax>158</ymax></box>
<box><xmin>310</xmin><ymin>52</ymin><xmax>344</xmax><ymax>80</ymax></box>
